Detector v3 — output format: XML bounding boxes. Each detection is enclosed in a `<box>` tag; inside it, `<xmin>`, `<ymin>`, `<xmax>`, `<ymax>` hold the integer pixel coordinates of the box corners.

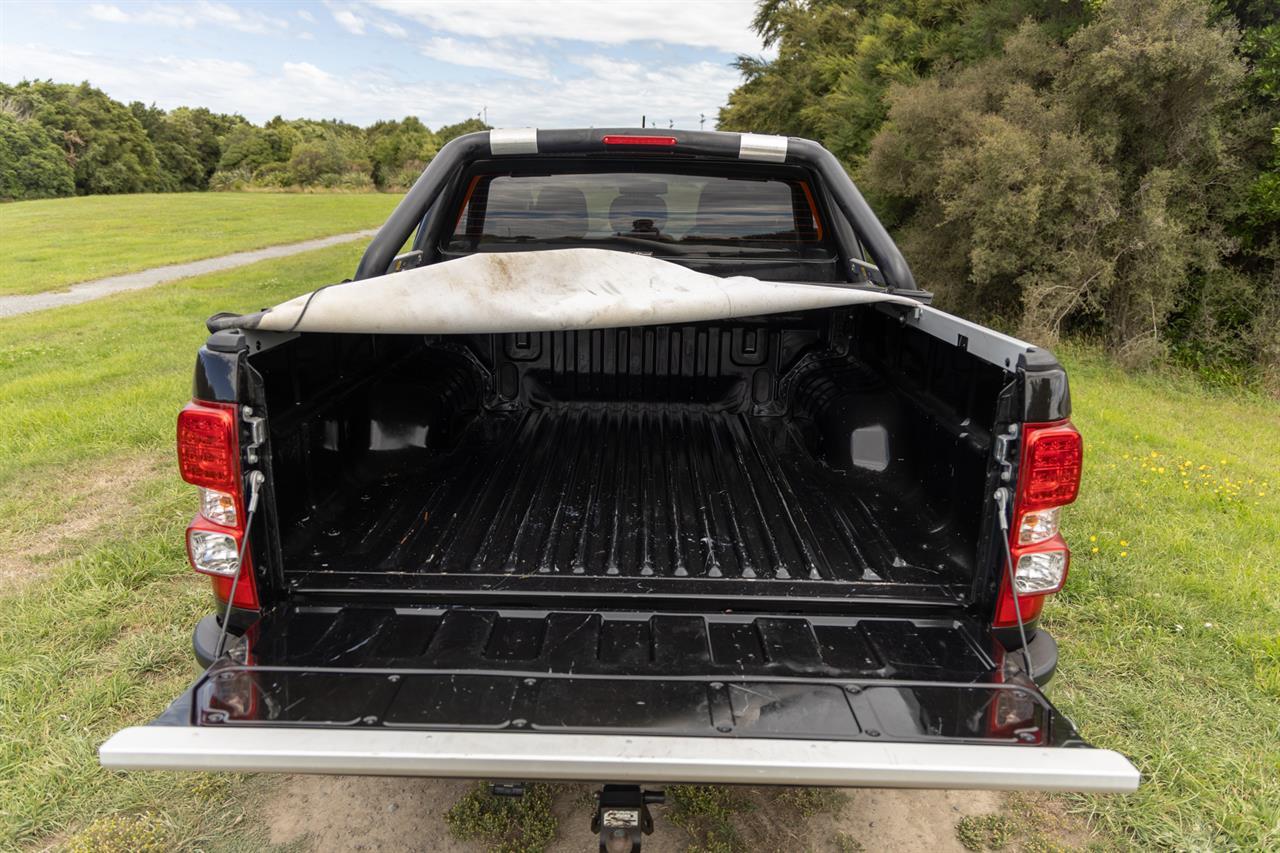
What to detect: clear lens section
<box><xmin>188</xmin><ymin>529</ymin><xmax>240</xmax><ymax>576</ymax></box>
<box><xmin>199</xmin><ymin>487</ymin><xmax>238</xmax><ymax>527</ymax></box>
<box><xmin>1017</xmin><ymin>506</ymin><xmax>1060</xmax><ymax>545</ymax></box>
<box><xmin>1014</xmin><ymin>550</ymin><xmax>1067</xmax><ymax>594</ymax></box>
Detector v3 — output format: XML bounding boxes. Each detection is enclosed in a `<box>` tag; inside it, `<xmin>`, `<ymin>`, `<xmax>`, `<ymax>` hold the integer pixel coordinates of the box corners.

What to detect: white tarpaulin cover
<box><xmin>219</xmin><ymin>248</ymin><xmax>919</xmax><ymax>334</ymax></box>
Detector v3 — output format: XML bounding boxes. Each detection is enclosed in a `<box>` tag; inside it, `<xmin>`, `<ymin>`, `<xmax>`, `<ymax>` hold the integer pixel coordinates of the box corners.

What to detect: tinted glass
<box><xmin>447</xmin><ymin>172</ymin><xmax>823</xmax><ymax>256</ymax></box>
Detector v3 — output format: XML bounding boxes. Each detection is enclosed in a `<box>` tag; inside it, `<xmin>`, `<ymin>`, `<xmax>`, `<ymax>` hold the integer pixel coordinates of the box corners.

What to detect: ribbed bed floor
<box><xmin>286</xmin><ymin>406</ymin><xmax>968</xmax><ymax>591</ymax></box>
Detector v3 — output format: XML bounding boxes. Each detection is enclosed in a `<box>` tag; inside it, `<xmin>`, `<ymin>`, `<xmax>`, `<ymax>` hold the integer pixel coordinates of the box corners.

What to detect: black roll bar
<box><xmin>353</xmin><ymin>129</ymin><xmax>917</xmax><ymax>292</ymax></box>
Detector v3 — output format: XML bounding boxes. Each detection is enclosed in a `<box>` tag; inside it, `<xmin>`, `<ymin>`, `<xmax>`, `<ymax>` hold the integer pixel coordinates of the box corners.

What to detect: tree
<box><xmin>286</xmin><ymin>137</ymin><xmax>347</xmax><ymax>186</ymax></box>
<box><xmin>861</xmin><ymin>0</ymin><xmax>1247</xmax><ymax>363</ymax></box>
<box><xmin>8</xmin><ymin>80</ymin><xmax>158</xmax><ymax>194</ymax></box>
<box><xmin>718</xmin><ymin>0</ymin><xmax>1067</xmax><ymax>166</ymax></box>
<box><xmin>0</xmin><ymin>107</ymin><xmax>74</xmax><ymax>199</ymax></box>
<box><xmin>216</xmin><ymin>124</ymin><xmax>277</xmax><ymax>174</ymax></box>
<box><xmin>366</xmin><ymin>116</ymin><xmax>438</xmax><ymax>187</ymax></box>
<box><xmin>435</xmin><ymin>117</ymin><xmax>490</xmax><ymax>146</ymax></box>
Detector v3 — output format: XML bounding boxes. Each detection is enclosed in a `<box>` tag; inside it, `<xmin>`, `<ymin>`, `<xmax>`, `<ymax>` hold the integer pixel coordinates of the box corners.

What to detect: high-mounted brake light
<box><xmin>995</xmin><ymin>420</ymin><xmax>1082</xmax><ymax>628</ymax></box>
<box><xmin>179</xmin><ymin>399</ymin><xmax>259</xmax><ymax>610</ymax></box>
<box><xmin>602</xmin><ymin>135</ymin><xmax>678</xmax><ymax>146</ymax></box>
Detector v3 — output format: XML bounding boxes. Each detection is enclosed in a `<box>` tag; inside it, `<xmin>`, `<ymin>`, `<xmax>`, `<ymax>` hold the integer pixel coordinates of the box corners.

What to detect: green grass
<box><xmin>0</xmin><ymin>192</ymin><xmax>400</xmax><ymax>296</ymax></box>
<box><xmin>0</xmin><ymin>244</ymin><xmax>364</xmax><ymax>848</ymax></box>
<box><xmin>0</xmin><ymin>246</ymin><xmax>1276</xmax><ymax>850</ymax></box>
<box><xmin>1049</xmin><ymin>343</ymin><xmax>1280</xmax><ymax>850</ymax></box>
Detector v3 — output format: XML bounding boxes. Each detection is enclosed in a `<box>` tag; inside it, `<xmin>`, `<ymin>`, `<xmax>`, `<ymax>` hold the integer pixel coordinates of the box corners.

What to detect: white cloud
<box><xmin>369</xmin><ymin>0</ymin><xmax>764</xmax><ymax>54</ymax></box>
<box><xmin>297</xmin><ymin>9</ymin><xmax>315</xmax><ymax>23</ymax></box>
<box><xmin>87</xmin><ymin>4</ymin><xmax>129</xmax><ymax>23</ymax></box>
<box><xmin>0</xmin><ymin>42</ymin><xmax>741</xmax><ymax>129</ymax></box>
<box><xmin>375</xmin><ymin>20</ymin><xmax>407</xmax><ymax>38</ymax></box>
<box><xmin>83</xmin><ymin>1</ymin><xmax>290</xmax><ymax>34</ymax></box>
<box><xmin>420</xmin><ymin>38</ymin><xmax>551</xmax><ymax>80</ymax></box>
<box><xmin>331</xmin><ymin>9</ymin><xmax>365</xmax><ymax>35</ymax></box>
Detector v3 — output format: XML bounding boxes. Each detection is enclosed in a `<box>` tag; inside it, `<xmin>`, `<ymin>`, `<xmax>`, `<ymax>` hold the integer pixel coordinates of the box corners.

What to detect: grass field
<box><xmin>0</xmin><ymin>193</ymin><xmax>400</xmax><ymax>296</ymax></box>
<box><xmin>0</xmin><ymin>242</ymin><xmax>1276</xmax><ymax>849</ymax></box>
<box><xmin>1049</xmin><ymin>347</ymin><xmax>1280</xmax><ymax>850</ymax></box>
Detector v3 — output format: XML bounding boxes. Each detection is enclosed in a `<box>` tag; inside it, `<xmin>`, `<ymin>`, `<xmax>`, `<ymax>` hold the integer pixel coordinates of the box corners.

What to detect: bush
<box><xmin>206</xmin><ymin>168</ymin><xmax>249</xmax><ymax>191</ymax></box>
<box><xmin>861</xmin><ymin>0</ymin><xmax>1247</xmax><ymax>355</ymax></box>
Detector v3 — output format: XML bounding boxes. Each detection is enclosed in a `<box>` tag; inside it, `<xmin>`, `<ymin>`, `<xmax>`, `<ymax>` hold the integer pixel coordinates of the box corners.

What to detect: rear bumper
<box><xmin>1026</xmin><ymin>630</ymin><xmax>1059</xmax><ymax>686</ymax></box>
<box><xmin>100</xmin><ymin>726</ymin><xmax>1138</xmax><ymax>793</ymax></box>
<box><xmin>192</xmin><ymin>606</ymin><xmax>258</xmax><ymax>669</ymax></box>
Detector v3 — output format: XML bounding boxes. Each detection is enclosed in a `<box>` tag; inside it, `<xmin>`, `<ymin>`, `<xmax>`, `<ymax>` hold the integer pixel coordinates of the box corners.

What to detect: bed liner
<box><xmin>283</xmin><ymin>404</ymin><xmax>972</xmax><ymax>603</ymax></box>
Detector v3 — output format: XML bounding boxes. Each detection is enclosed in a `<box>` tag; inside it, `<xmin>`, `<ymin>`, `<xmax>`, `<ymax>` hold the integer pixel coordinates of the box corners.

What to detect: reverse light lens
<box><xmin>1014</xmin><ymin>550</ymin><xmax>1067</xmax><ymax>594</ymax></box>
<box><xmin>199</xmin><ymin>487</ymin><xmax>238</xmax><ymax>527</ymax></box>
<box><xmin>1017</xmin><ymin>506</ymin><xmax>1060</xmax><ymax>545</ymax></box>
<box><xmin>188</xmin><ymin>529</ymin><xmax>241</xmax><ymax>576</ymax></box>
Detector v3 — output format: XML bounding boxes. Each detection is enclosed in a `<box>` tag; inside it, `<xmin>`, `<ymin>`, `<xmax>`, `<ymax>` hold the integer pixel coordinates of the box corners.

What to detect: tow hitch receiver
<box><xmin>592</xmin><ymin>785</ymin><xmax>663</xmax><ymax>853</ymax></box>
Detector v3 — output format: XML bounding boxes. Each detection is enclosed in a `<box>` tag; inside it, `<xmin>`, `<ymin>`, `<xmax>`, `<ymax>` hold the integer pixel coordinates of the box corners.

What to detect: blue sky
<box><xmin>0</xmin><ymin>1</ymin><xmax>767</xmax><ymax>129</ymax></box>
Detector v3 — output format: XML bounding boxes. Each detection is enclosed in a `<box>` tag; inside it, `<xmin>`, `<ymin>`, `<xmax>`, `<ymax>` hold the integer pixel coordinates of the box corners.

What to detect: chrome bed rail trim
<box><xmin>101</xmin><ymin>727</ymin><xmax>1139</xmax><ymax>793</ymax></box>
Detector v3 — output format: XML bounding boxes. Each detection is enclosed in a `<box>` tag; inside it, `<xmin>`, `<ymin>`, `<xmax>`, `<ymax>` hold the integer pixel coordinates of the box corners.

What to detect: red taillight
<box><xmin>1017</xmin><ymin>423</ymin><xmax>1082</xmax><ymax>510</ymax></box>
<box><xmin>179</xmin><ymin>399</ymin><xmax>259</xmax><ymax>611</ymax></box>
<box><xmin>601</xmin><ymin>135</ymin><xmax>677</xmax><ymax>146</ymax></box>
<box><xmin>178</xmin><ymin>401</ymin><xmax>239</xmax><ymax>491</ymax></box>
<box><xmin>995</xmin><ymin>420</ymin><xmax>1081</xmax><ymax>628</ymax></box>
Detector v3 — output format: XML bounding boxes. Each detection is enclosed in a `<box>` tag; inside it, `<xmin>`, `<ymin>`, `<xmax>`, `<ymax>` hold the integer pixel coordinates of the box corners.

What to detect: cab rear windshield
<box><xmin>445</xmin><ymin>171</ymin><xmax>830</xmax><ymax>261</ymax></box>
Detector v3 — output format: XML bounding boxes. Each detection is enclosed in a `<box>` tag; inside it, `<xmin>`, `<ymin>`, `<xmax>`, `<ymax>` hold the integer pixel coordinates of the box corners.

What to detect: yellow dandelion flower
<box><xmin>1091</xmin><ymin>547</ymin><xmax>1099</xmax><ymax>553</ymax></box>
<box><xmin>1120</xmin><ymin>551</ymin><xmax>1128</xmax><ymax>557</ymax></box>
<box><xmin>1120</xmin><ymin>540</ymin><xmax>1128</xmax><ymax>546</ymax></box>
<box><xmin>1089</xmin><ymin>535</ymin><xmax>1097</xmax><ymax>542</ymax></box>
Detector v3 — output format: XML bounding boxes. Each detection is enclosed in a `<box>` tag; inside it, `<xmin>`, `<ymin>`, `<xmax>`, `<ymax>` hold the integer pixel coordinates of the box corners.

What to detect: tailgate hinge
<box><xmin>241</xmin><ymin>406</ymin><xmax>267</xmax><ymax>465</ymax></box>
<box><xmin>994</xmin><ymin>423</ymin><xmax>1019</xmax><ymax>483</ymax></box>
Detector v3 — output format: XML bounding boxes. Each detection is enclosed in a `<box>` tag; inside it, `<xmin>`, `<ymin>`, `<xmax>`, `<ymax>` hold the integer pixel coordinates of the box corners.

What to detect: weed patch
<box><xmin>445</xmin><ymin>783</ymin><xmax>559</xmax><ymax>853</ymax></box>
<box><xmin>956</xmin><ymin>813</ymin><xmax>1015</xmax><ymax>851</ymax></box>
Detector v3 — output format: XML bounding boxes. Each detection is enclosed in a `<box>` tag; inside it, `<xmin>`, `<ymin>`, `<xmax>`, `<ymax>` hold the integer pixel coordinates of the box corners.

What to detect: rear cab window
<box><xmin>440</xmin><ymin>163</ymin><xmax>844</xmax><ymax>282</ymax></box>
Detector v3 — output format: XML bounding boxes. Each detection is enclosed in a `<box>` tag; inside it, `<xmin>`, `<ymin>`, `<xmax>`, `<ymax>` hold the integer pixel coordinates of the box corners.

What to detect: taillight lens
<box><xmin>995</xmin><ymin>420</ymin><xmax>1082</xmax><ymax>628</ymax></box>
<box><xmin>179</xmin><ymin>399</ymin><xmax>259</xmax><ymax>611</ymax></box>
<box><xmin>178</xmin><ymin>401</ymin><xmax>238</xmax><ymax>491</ymax></box>
<box><xmin>1017</xmin><ymin>423</ymin><xmax>1082</xmax><ymax>510</ymax></box>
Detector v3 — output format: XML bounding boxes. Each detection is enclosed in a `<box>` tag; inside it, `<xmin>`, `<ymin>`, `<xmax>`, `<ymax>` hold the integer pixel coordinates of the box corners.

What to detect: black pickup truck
<box><xmin>102</xmin><ymin>129</ymin><xmax>1138</xmax><ymax>827</ymax></box>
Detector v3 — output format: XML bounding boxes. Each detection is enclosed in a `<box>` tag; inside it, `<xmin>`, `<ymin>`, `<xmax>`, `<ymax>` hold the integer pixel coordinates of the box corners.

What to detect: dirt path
<box><xmin>263</xmin><ymin>776</ymin><xmax>1008</xmax><ymax>851</ymax></box>
<box><xmin>0</xmin><ymin>229</ymin><xmax>377</xmax><ymax>318</ymax></box>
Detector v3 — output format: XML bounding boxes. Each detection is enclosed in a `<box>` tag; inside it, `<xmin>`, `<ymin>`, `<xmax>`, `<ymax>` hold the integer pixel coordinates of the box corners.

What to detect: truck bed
<box><xmin>283</xmin><ymin>404</ymin><xmax>971</xmax><ymax>602</ymax></box>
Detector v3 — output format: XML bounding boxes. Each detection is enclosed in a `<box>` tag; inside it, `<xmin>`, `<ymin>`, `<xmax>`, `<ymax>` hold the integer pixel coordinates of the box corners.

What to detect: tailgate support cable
<box><xmin>214</xmin><ymin>469</ymin><xmax>265</xmax><ymax>660</ymax></box>
<box><xmin>994</xmin><ymin>487</ymin><xmax>1035</xmax><ymax>678</ymax></box>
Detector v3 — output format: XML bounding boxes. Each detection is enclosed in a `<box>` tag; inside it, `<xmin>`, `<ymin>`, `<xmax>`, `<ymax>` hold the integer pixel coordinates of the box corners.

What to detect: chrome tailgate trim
<box><xmin>101</xmin><ymin>727</ymin><xmax>1139</xmax><ymax>793</ymax></box>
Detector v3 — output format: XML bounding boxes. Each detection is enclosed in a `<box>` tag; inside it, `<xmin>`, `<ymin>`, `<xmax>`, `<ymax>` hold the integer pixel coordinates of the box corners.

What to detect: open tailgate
<box><xmin>101</xmin><ymin>606</ymin><xmax>1138</xmax><ymax>792</ymax></box>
